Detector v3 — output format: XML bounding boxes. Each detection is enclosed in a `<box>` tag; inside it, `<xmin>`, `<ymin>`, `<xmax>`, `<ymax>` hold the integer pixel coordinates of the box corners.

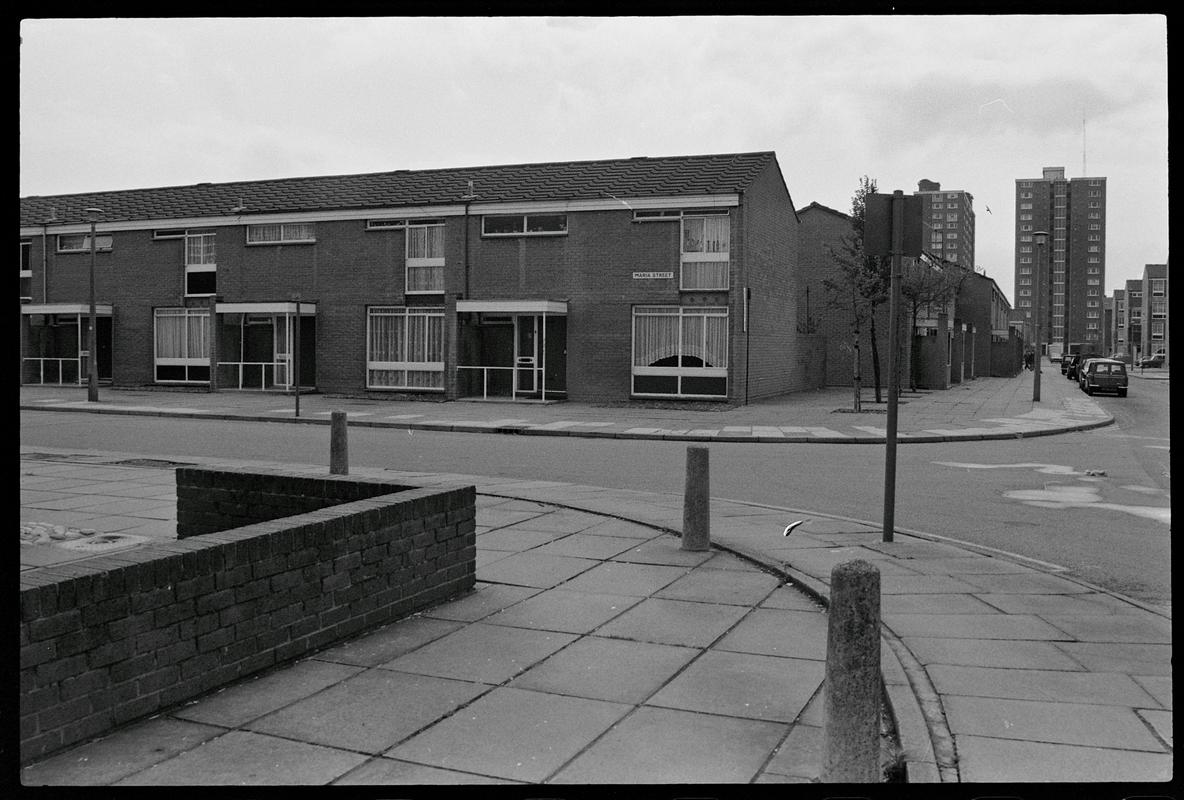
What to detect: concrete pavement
<box><xmin>19</xmin><ymin>370</ymin><xmax>1172</xmax><ymax>785</ymax></box>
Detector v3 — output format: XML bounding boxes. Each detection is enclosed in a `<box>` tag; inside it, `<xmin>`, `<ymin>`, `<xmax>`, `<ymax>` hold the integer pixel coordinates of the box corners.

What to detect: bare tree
<box><xmin>900</xmin><ymin>253</ymin><xmax>973</xmax><ymax>390</ymax></box>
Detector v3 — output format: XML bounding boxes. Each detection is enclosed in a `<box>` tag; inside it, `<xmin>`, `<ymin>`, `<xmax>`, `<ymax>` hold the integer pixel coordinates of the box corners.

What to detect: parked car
<box><xmin>1079</xmin><ymin>358</ymin><xmax>1128</xmax><ymax>396</ymax></box>
<box><xmin>1137</xmin><ymin>353</ymin><xmax>1165</xmax><ymax>368</ymax></box>
<box><xmin>1064</xmin><ymin>354</ymin><xmax>1087</xmax><ymax>380</ymax></box>
<box><xmin>1078</xmin><ymin>358</ymin><xmax>1099</xmax><ymax>390</ymax></box>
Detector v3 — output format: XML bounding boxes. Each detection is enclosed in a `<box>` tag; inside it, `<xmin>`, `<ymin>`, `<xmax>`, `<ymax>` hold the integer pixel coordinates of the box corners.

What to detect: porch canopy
<box><xmin>215</xmin><ymin>301</ymin><xmax>317</xmax><ymax>315</ymax></box>
<box><xmin>22</xmin><ymin>303</ymin><xmax>114</xmax><ymax>316</ymax></box>
<box><xmin>455</xmin><ymin>300</ymin><xmax>567</xmax><ymax>315</ymax></box>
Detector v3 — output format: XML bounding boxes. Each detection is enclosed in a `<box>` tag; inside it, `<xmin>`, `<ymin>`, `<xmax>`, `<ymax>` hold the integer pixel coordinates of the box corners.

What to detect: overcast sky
<box><xmin>19</xmin><ymin>15</ymin><xmax>1168</xmax><ymax>301</ymax></box>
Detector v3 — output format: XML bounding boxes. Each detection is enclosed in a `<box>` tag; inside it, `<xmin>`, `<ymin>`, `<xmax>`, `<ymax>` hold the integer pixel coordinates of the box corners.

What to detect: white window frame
<box><xmin>366</xmin><ymin>306</ymin><xmax>445</xmax><ymax>391</ymax></box>
<box><xmin>632</xmin><ymin>305</ymin><xmax>728</xmax><ymax>399</ymax></box>
<box><xmin>57</xmin><ymin>234</ymin><xmax>113</xmax><ymax>253</ymax></box>
<box><xmin>680</xmin><ymin>213</ymin><xmax>730</xmax><ymax>291</ymax></box>
<box><xmin>184</xmin><ymin>230</ymin><xmax>217</xmax><ymax>297</ymax></box>
<box><xmin>405</xmin><ymin>221</ymin><xmax>445</xmax><ymax>294</ymax></box>
<box><xmin>154</xmin><ymin>307</ymin><xmax>210</xmax><ymax>384</ymax></box>
<box><xmin>481</xmin><ymin>213</ymin><xmax>568</xmax><ymax>237</ymax></box>
<box><xmin>245</xmin><ymin>222</ymin><xmax>316</xmax><ymax>244</ymax></box>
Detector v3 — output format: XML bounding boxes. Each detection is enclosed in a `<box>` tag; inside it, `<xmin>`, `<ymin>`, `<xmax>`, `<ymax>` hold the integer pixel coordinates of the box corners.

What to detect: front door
<box><xmin>515</xmin><ymin>315</ymin><xmax>538</xmax><ymax>395</ymax></box>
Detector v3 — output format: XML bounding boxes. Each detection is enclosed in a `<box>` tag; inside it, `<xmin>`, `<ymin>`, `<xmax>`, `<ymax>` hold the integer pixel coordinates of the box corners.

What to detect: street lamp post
<box><xmin>85</xmin><ymin>208</ymin><xmax>103</xmax><ymax>402</ymax></box>
<box><xmin>1032</xmin><ymin>231</ymin><xmax>1048</xmax><ymax>402</ymax></box>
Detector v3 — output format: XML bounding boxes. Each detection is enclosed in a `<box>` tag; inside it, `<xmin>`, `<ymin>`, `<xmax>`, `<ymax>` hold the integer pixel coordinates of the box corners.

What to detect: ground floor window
<box><xmin>155</xmin><ymin>307</ymin><xmax>210</xmax><ymax>383</ymax></box>
<box><xmin>367</xmin><ymin>306</ymin><xmax>444</xmax><ymax>389</ymax></box>
<box><xmin>632</xmin><ymin>305</ymin><xmax>728</xmax><ymax>398</ymax></box>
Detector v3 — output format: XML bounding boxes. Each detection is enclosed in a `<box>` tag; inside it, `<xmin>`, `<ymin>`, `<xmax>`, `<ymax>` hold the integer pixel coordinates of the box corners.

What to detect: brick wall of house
<box><xmin>19</xmin><ymin>467</ymin><xmax>475</xmax><ymax>765</ymax></box>
<box><xmin>736</xmin><ymin>161</ymin><xmax>818</xmax><ymax>400</ymax></box>
<box><xmin>24</xmin><ymin>178</ymin><xmax>808</xmax><ymax>404</ymax></box>
<box><xmin>797</xmin><ymin>205</ymin><xmax>894</xmax><ymax>388</ymax></box>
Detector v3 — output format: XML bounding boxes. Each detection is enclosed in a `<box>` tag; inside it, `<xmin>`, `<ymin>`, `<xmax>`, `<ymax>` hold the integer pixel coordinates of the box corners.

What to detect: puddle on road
<box><xmin>1003</xmin><ymin>484</ymin><xmax>1171</xmax><ymax>524</ymax></box>
<box><xmin>934</xmin><ymin>461</ymin><xmax>1171</xmax><ymax>525</ymax></box>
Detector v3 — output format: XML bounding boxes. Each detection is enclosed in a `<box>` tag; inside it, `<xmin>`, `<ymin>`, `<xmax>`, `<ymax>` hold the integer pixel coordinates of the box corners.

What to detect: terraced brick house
<box><xmin>19</xmin><ymin>152</ymin><xmax>816</xmax><ymax>404</ymax></box>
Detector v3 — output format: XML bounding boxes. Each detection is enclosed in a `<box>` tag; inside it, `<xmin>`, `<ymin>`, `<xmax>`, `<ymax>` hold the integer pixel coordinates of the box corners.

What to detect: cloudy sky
<box><xmin>19</xmin><ymin>16</ymin><xmax>1167</xmax><ymax>301</ymax></box>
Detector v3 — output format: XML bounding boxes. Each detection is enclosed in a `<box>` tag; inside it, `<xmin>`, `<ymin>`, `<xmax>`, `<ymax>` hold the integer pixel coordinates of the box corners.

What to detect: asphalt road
<box><xmin>20</xmin><ymin>389</ymin><xmax>1170</xmax><ymax>612</ymax></box>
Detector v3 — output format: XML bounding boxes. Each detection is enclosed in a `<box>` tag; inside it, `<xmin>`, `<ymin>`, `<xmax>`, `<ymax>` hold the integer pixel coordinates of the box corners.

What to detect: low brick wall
<box><xmin>19</xmin><ymin>467</ymin><xmax>476</xmax><ymax>765</ymax></box>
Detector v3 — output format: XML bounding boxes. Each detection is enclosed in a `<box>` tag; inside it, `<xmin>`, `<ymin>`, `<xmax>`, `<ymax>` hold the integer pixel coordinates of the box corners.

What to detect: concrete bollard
<box><xmin>330</xmin><ymin>411</ymin><xmax>349</xmax><ymax>475</ymax></box>
<box><xmin>821</xmin><ymin>559</ymin><xmax>882</xmax><ymax>783</ymax></box>
<box><xmin>681</xmin><ymin>445</ymin><xmax>710</xmax><ymax>551</ymax></box>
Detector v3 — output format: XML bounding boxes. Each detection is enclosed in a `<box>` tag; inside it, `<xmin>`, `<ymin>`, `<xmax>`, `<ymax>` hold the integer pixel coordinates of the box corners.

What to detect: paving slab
<box><xmin>1131</xmin><ymin>675</ymin><xmax>1173</xmax><ymax>709</ymax></box>
<box><xmin>882</xmin><ymin>593</ymin><xmax>1001</xmax><ymax>615</ymax></box>
<box><xmin>558</xmin><ymin>561</ymin><xmax>689</xmax><ymax>597</ymax></box>
<box><xmin>1040</xmin><ymin>614</ymin><xmax>1172</xmax><ymax>643</ymax></box>
<box><xmin>610</xmin><ymin>537</ymin><xmax>716</xmax><ymax>567</ymax></box>
<box><xmin>760</xmin><ymin>723</ymin><xmax>823</xmax><ymax>781</ymax></box>
<box><xmin>972</xmin><ymin>591</ymin><xmax>1137</xmax><ymax>616</ymax></box>
<box><xmin>332</xmin><ymin>757</ymin><xmax>523</xmax><ymax>785</ymax></box>
<box><xmin>475</xmin><ymin>528</ymin><xmax>568</xmax><ymax>552</ymax></box>
<box><xmin>1053</xmin><ymin>641</ymin><xmax>1173</xmax><ymax>675</ymax></box>
<box><xmin>654</xmin><ymin>565</ymin><xmax>783</xmax><ymax>605</ymax></box>
<box><xmin>954</xmin><ymin>735</ymin><xmax>1174</xmax><ymax>782</ymax></box>
<box><xmin>172</xmin><ymin>659</ymin><xmax>365</xmax><ymax>728</ymax></box>
<box><xmin>21</xmin><ymin>717</ymin><xmax>224</xmax><ymax>786</ymax></box>
<box><xmin>901</xmin><ymin>636</ymin><xmax>1086</xmax><ymax>671</ymax></box>
<box><xmin>953</xmin><ymin>571</ymin><xmax>1094</xmax><ymax>594</ymax></box>
<box><xmin>550</xmin><ymin>706</ymin><xmax>786</xmax><ymax>784</ymax></box>
<box><xmin>943</xmin><ymin>695</ymin><xmax>1167</xmax><ymax>751</ymax></box>
<box><xmin>593</xmin><ymin>597</ymin><xmax>750</xmax><ymax>648</ymax></box>
<box><xmin>1137</xmin><ymin>709</ymin><xmax>1173</xmax><ymax>747</ymax></box>
<box><xmin>245</xmin><ymin>669</ymin><xmax>490</xmax><ymax>753</ymax></box>
<box><xmin>471</xmin><ymin>551</ymin><xmax>599</xmax><ymax>588</ymax></box>
<box><xmin>419</xmin><ymin>583</ymin><xmax>540</xmax><ymax>622</ymax></box>
<box><xmin>507</xmin><ymin>636</ymin><xmax>698</xmax><ymax>704</ymax></box>
<box><xmin>885</xmin><ymin>612</ymin><xmax>1070</xmax><ymax>640</ymax></box>
<box><xmin>481</xmin><ymin>588</ymin><xmax>642</xmax><ymax>634</ymax></box>
<box><xmin>379</xmin><ymin>622</ymin><xmax>577</xmax><ymax>684</ymax></box>
<box><xmin>114</xmin><ymin>730</ymin><xmax>368</xmax><ymax>785</ymax></box>
<box><xmin>530</xmin><ymin>533</ymin><xmax>640</xmax><ymax>560</ymax></box>
<box><xmin>310</xmin><ymin>616</ymin><xmax>466</xmax><ymax>668</ymax></box>
<box><xmin>645</xmin><ymin>649</ymin><xmax>824</xmax><ymax>723</ymax></box>
<box><xmin>386</xmin><ymin>686</ymin><xmax>630</xmax><ymax>783</ymax></box>
<box><xmin>713</xmin><ymin>607</ymin><xmax>829</xmax><ymax>661</ymax></box>
<box><xmin>927</xmin><ymin>664</ymin><xmax>1160</xmax><ymax>707</ymax></box>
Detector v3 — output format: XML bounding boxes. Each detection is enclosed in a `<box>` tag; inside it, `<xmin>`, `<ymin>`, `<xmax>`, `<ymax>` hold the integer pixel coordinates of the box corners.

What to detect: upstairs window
<box><xmin>681</xmin><ymin>213</ymin><xmax>730</xmax><ymax>291</ymax></box>
<box><xmin>20</xmin><ymin>238</ymin><xmax>32</xmax><ymax>300</ymax></box>
<box><xmin>185</xmin><ymin>231</ymin><xmax>217</xmax><ymax>296</ymax></box>
<box><xmin>57</xmin><ymin>233</ymin><xmax>112</xmax><ymax>253</ymax></box>
<box><xmin>406</xmin><ymin>221</ymin><xmax>445</xmax><ymax>294</ymax></box>
<box><xmin>246</xmin><ymin>222</ymin><xmax>316</xmax><ymax>244</ymax></box>
<box><xmin>482</xmin><ymin>214</ymin><xmax>567</xmax><ymax>236</ymax></box>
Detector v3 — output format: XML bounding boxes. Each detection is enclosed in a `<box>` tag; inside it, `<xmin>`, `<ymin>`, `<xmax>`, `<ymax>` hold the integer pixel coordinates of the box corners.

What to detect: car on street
<box><xmin>1078</xmin><ymin>357</ymin><xmax>1128</xmax><ymax>396</ymax></box>
<box><xmin>1137</xmin><ymin>352</ymin><xmax>1165</xmax><ymax>368</ymax></box>
<box><xmin>1064</xmin><ymin>353</ymin><xmax>1088</xmax><ymax>380</ymax></box>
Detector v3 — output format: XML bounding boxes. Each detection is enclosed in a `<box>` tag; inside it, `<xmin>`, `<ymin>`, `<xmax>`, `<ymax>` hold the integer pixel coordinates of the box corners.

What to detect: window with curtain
<box><xmin>680</xmin><ymin>214</ymin><xmax>730</xmax><ymax>290</ymax></box>
<box><xmin>367</xmin><ymin>306</ymin><xmax>444</xmax><ymax>389</ymax></box>
<box><xmin>246</xmin><ymin>223</ymin><xmax>316</xmax><ymax>244</ymax></box>
<box><xmin>154</xmin><ymin>308</ymin><xmax>210</xmax><ymax>382</ymax></box>
<box><xmin>406</xmin><ymin>223</ymin><xmax>445</xmax><ymax>293</ymax></box>
<box><xmin>632</xmin><ymin>306</ymin><xmax>727</xmax><ymax>397</ymax></box>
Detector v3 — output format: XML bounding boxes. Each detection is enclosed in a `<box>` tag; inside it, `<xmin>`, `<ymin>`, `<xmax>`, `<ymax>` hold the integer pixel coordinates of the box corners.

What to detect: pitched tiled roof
<box><xmin>797</xmin><ymin>200</ymin><xmax>850</xmax><ymax>220</ymax></box>
<box><xmin>20</xmin><ymin>152</ymin><xmax>778</xmax><ymax>227</ymax></box>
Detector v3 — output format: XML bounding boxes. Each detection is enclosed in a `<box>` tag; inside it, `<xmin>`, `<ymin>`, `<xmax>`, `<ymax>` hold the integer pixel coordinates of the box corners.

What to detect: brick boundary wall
<box><xmin>19</xmin><ymin>467</ymin><xmax>476</xmax><ymax>765</ymax></box>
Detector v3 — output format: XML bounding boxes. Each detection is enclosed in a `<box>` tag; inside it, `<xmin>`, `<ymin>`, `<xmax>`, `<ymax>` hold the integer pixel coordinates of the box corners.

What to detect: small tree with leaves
<box><xmin>900</xmin><ymin>253</ymin><xmax>973</xmax><ymax>390</ymax></box>
<box><xmin>822</xmin><ymin>176</ymin><xmax>890</xmax><ymax>408</ymax></box>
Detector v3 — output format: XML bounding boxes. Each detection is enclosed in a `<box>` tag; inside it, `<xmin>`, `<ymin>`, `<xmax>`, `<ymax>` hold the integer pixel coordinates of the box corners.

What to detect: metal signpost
<box><xmin>864</xmin><ymin>191</ymin><xmax>922</xmax><ymax>543</ymax></box>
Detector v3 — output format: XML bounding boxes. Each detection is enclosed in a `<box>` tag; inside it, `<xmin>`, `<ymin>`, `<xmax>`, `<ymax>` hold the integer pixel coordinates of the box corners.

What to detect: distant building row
<box><xmin>18</xmin><ymin>152</ymin><xmax>1015</xmax><ymax>404</ymax></box>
